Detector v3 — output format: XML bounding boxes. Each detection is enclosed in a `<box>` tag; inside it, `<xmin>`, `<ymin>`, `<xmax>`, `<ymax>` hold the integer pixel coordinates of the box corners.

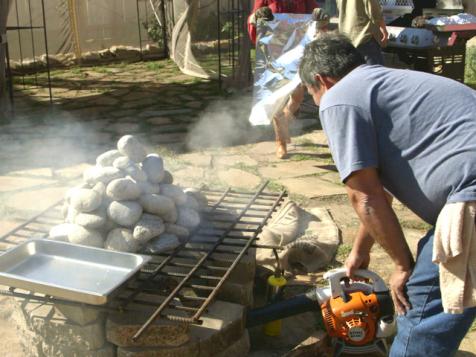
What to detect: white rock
<box><xmin>133</xmin><ymin>214</ymin><xmax>165</xmax><ymax>244</ymax></box>
<box><xmin>142</xmin><ymin>154</ymin><xmax>165</xmax><ymax>183</ymax></box>
<box><xmin>70</xmin><ymin>188</ymin><xmax>103</xmax><ymax>213</ymax></box>
<box><xmin>83</xmin><ymin>166</ymin><xmax>123</xmax><ymax>185</ymax></box>
<box><xmin>184</xmin><ymin>188</ymin><xmax>208</xmax><ymax>208</ymax></box>
<box><xmin>143</xmin><ymin>234</ymin><xmax>180</xmax><ymax>254</ymax></box>
<box><xmin>48</xmin><ymin>223</ymin><xmax>77</xmax><ymax>241</ymax></box>
<box><xmin>61</xmin><ymin>201</ymin><xmax>69</xmax><ymax>219</ymax></box>
<box><xmin>68</xmin><ymin>225</ymin><xmax>104</xmax><ymax>248</ymax></box>
<box><xmin>113</xmin><ymin>156</ymin><xmax>133</xmax><ymax>170</ymax></box>
<box><xmin>74</xmin><ymin>207</ymin><xmax>107</xmax><ymax>229</ymax></box>
<box><xmin>140</xmin><ymin>194</ymin><xmax>176</xmax><ymax>217</ymax></box>
<box><xmin>107</xmin><ymin>201</ymin><xmax>143</xmax><ymax>227</ymax></box>
<box><xmin>161</xmin><ymin>170</ymin><xmax>174</xmax><ymax>184</ymax></box>
<box><xmin>124</xmin><ymin>165</ymin><xmax>148</xmax><ymax>182</ymax></box>
<box><xmin>160</xmin><ymin>184</ymin><xmax>187</xmax><ymax>206</ymax></box>
<box><xmin>65</xmin><ymin>183</ymin><xmax>90</xmax><ymax>203</ymax></box>
<box><xmin>96</xmin><ymin>150</ymin><xmax>122</xmax><ymax>167</ymax></box>
<box><xmin>106</xmin><ymin>178</ymin><xmax>141</xmax><ymax>201</ymax></box>
<box><xmin>176</xmin><ymin>207</ymin><xmax>200</xmax><ymax>230</ymax></box>
<box><xmin>165</xmin><ymin>223</ymin><xmax>190</xmax><ymax>240</ymax></box>
<box><xmin>117</xmin><ymin>135</ymin><xmax>146</xmax><ymax>163</ymax></box>
<box><xmin>101</xmin><ymin>219</ymin><xmax>120</xmax><ymax>235</ymax></box>
<box><xmin>137</xmin><ymin>181</ymin><xmax>160</xmax><ymax>194</ymax></box>
<box><xmin>92</xmin><ymin>182</ymin><xmax>106</xmax><ymax>196</ymax></box>
<box><xmin>65</xmin><ymin>206</ymin><xmax>79</xmax><ymax>223</ymax></box>
<box><xmin>105</xmin><ymin>228</ymin><xmax>138</xmax><ymax>253</ymax></box>
<box><xmin>181</xmin><ymin>194</ymin><xmax>199</xmax><ymax>211</ymax></box>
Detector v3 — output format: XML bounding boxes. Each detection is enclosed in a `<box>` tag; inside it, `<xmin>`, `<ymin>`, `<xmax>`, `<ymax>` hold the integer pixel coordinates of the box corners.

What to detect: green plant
<box><xmin>142</xmin><ymin>17</ymin><xmax>164</xmax><ymax>47</ymax></box>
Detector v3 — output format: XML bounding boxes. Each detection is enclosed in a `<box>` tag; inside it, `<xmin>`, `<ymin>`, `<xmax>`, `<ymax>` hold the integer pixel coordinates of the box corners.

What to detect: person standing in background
<box><xmin>248</xmin><ymin>0</ymin><xmax>318</xmax><ymax>45</ymax></box>
<box><xmin>337</xmin><ymin>0</ymin><xmax>388</xmax><ymax>64</ymax></box>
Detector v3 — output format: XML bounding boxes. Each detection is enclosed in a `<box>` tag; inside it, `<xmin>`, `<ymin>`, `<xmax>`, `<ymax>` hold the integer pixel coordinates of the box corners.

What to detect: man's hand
<box><xmin>379</xmin><ymin>19</ymin><xmax>389</xmax><ymax>47</ymax></box>
<box><xmin>390</xmin><ymin>266</ymin><xmax>413</xmax><ymax>315</ymax></box>
<box><xmin>345</xmin><ymin>249</ymin><xmax>370</xmax><ymax>278</ymax></box>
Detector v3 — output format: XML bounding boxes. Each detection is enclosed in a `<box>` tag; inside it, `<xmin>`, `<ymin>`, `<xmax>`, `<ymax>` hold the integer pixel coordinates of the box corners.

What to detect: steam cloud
<box><xmin>185</xmin><ymin>95</ymin><xmax>270</xmax><ymax>151</ymax></box>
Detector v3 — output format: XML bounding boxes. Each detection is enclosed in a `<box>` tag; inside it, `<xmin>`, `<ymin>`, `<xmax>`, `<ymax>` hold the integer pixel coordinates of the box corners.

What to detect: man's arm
<box><xmin>345</xmin><ymin>167</ymin><xmax>414</xmax><ymax>314</ymax></box>
<box><xmin>346</xmin><ymin>190</ymin><xmax>394</xmax><ymax>275</ymax></box>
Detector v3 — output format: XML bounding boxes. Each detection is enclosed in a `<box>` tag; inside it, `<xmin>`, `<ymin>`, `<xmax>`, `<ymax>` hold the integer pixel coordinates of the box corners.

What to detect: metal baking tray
<box><xmin>0</xmin><ymin>239</ymin><xmax>151</xmax><ymax>305</ymax></box>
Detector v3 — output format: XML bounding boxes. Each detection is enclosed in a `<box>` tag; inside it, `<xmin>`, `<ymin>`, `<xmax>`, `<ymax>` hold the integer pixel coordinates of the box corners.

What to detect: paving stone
<box><xmin>7</xmin><ymin>168</ymin><xmax>55</xmax><ymax>178</ymax></box>
<box><xmin>258</xmin><ymin>161</ymin><xmax>327</xmax><ymax>179</ymax></box>
<box><xmin>110</xmin><ymin>110</ymin><xmax>139</xmax><ymax>118</ymax></box>
<box><xmin>109</xmin><ymin>122</ymin><xmax>142</xmax><ymax>134</ymax></box>
<box><xmin>110</xmin><ymin>89</ymin><xmax>132</xmax><ymax>97</ymax></box>
<box><xmin>122</xmin><ymin>98</ymin><xmax>158</xmax><ymax>109</ymax></box>
<box><xmin>0</xmin><ymin>176</ymin><xmax>55</xmax><ymax>193</ymax></box>
<box><xmin>147</xmin><ymin>117</ymin><xmax>174</xmax><ymax>125</ymax></box>
<box><xmin>179</xmin><ymin>95</ymin><xmax>196</xmax><ymax>101</ymax></box>
<box><xmin>92</xmin><ymin>96</ymin><xmax>120</xmax><ymax>106</ymax></box>
<box><xmin>53</xmin><ymin>163</ymin><xmax>92</xmax><ymax>180</ymax></box>
<box><xmin>4</xmin><ymin>186</ymin><xmax>69</xmax><ymax>214</ymax></box>
<box><xmin>250</xmin><ymin>141</ymin><xmax>276</xmax><ymax>155</ymax></box>
<box><xmin>148</xmin><ymin>133</ymin><xmax>188</xmax><ymax>145</ymax></box>
<box><xmin>179</xmin><ymin>153</ymin><xmax>212</xmax><ymax>168</ymax></box>
<box><xmin>172</xmin><ymin>167</ymin><xmax>205</xmax><ymax>187</ymax></box>
<box><xmin>218</xmin><ymin>169</ymin><xmax>261</xmax><ymax>190</ymax></box>
<box><xmin>138</xmin><ymin>109</ymin><xmax>192</xmax><ymax>118</ymax></box>
<box><xmin>185</xmin><ymin>101</ymin><xmax>202</xmax><ymax>109</ymax></box>
<box><xmin>279</xmin><ymin>176</ymin><xmax>346</xmax><ymax>198</ymax></box>
<box><xmin>213</xmin><ymin>155</ymin><xmax>258</xmax><ymax>168</ymax></box>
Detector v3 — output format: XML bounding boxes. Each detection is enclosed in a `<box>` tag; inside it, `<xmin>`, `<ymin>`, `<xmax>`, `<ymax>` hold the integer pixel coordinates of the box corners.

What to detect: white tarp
<box><xmin>249</xmin><ymin>14</ymin><xmax>317</xmax><ymax>126</ymax></box>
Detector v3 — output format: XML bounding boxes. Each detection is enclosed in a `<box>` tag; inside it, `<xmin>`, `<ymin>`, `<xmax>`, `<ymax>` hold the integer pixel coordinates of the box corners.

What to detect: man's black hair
<box><xmin>299</xmin><ymin>32</ymin><xmax>365</xmax><ymax>88</ymax></box>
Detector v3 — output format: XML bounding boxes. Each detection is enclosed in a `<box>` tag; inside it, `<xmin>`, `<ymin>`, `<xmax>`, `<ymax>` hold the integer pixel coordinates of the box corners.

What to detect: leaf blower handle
<box><xmin>324</xmin><ymin>268</ymin><xmax>389</xmax><ymax>299</ymax></box>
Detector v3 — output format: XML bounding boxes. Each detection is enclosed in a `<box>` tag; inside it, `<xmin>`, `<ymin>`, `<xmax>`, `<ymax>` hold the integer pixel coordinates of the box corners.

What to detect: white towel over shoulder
<box><xmin>433</xmin><ymin>201</ymin><xmax>476</xmax><ymax>314</ymax></box>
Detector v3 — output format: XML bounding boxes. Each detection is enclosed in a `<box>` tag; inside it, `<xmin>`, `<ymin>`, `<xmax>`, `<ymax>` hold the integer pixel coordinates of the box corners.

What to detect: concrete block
<box><xmin>116</xmin><ymin>301</ymin><xmax>245</xmax><ymax>357</ymax></box>
<box><xmin>212</xmin><ymin>331</ymin><xmax>250</xmax><ymax>357</ymax></box>
<box><xmin>54</xmin><ymin>303</ymin><xmax>104</xmax><ymax>326</ymax></box>
<box><xmin>18</xmin><ymin>301</ymin><xmax>106</xmax><ymax>350</ymax></box>
<box><xmin>42</xmin><ymin>341</ymin><xmax>116</xmax><ymax>357</ymax></box>
<box><xmin>218</xmin><ymin>280</ymin><xmax>254</xmax><ymax>307</ymax></box>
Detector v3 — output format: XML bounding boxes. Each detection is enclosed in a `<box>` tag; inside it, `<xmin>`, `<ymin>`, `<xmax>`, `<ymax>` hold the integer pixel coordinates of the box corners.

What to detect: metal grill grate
<box><xmin>0</xmin><ymin>182</ymin><xmax>286</xmax><ymax>340</ymax></box>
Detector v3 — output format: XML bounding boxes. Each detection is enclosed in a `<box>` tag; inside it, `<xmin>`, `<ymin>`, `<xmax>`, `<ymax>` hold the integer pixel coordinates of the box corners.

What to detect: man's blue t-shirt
<box><xmin>319</xmin><ymin>65</ymin><xmax>476</xmax><ymax>225</ymax></box>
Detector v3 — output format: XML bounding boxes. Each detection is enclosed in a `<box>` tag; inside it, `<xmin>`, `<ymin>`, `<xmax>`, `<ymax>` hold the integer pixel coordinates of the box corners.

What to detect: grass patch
<box><xmin>146</xmin><ymin>61</ymin><xmax>167</xmax><ymax>71</ymax></box>
<box><xmin>232</xmin><ymin>163</ymin><xmax>260</xmax><ymax>176</ymax></box>
<box><xmin>399</xmin><ymin>219</ymin><xmax>432</xmax><ymax>231</ymax></box>
<box><xmin>266</xmin><ymin>180</ymin><xmax>286</xmax><ymax>193</ymax></box>
<box><xmin>289</xmin><ymin>193</ymin><xmax>311</xmax><ymax>206</ymax></box>
<box><xmin>336</xmin><ymin>243</ymin><xmax>352</xmax><ymax>261</ymax></box>
<box><xmin>290</xmin><ymin>154</ymin><xmax>315</xmax><ymax>161</ymax></box>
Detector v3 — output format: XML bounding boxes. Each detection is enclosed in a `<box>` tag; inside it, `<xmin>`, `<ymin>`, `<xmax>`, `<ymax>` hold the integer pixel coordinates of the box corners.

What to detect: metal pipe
<box><xmin>217</xmin><ymin>0</ymin><xmax>222</xmax><ymax>89</ymax></box>
<box><xmin>136</xmin><ymin>0</ymin><xmax>144</xmax><ymax>59</ymax></box>
<box><xmin>40</xmin><ymin>0</ymin><xmax>53</xmax><ymax>103</ymax></box>
<box><xmin>246</xmin><ymin>293</ymin><xmax>318</xmax><ymax>328</ymax></box>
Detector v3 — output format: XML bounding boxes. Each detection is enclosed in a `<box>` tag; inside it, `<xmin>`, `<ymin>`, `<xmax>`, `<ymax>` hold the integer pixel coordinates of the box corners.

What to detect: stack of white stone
<box><xmin>48</xmin><ymin>135</ymin><xmax>206</xmax><ymax>254</ymax></box>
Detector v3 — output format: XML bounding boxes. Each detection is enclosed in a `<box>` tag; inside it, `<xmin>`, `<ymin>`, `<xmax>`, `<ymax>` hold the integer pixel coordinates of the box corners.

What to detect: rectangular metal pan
<box><xmin>0</xmin><ymin>239</ymin><xmax>151</xmax><ymax>305</ymax></box>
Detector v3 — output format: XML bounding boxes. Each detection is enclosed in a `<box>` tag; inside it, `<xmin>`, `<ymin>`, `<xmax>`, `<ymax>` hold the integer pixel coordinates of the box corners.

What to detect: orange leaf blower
<box><xmin>247</xmin><ymin>268</ymin><xmax>396</xmax><ymax>356</ymax></box>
